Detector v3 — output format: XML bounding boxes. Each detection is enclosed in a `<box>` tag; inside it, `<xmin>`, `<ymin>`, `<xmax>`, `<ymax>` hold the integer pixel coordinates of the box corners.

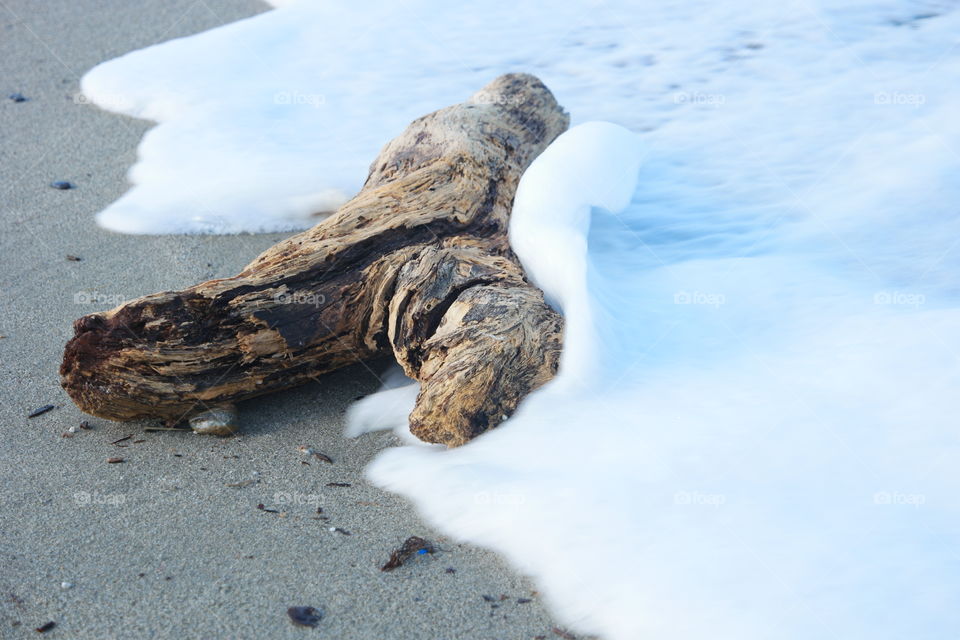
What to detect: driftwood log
<box><xmin>61</xmin><ymin>74</ymin><xmax>567</xmax><ymax>446</ymax></box>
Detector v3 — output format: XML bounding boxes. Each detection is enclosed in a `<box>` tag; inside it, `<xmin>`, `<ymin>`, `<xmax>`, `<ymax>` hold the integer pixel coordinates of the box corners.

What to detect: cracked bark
<box><xmin>60</xmin><ymin>73</ymin><xmax>567</xmax><ymax>446</ymax></box>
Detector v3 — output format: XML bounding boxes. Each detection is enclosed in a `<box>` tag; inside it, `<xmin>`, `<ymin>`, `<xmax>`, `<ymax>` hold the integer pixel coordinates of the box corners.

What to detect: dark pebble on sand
<box><xmin>50</xmin><ymin>181</ymin><xmax>74</xmax><ymax>190</ymax></box>
<box><xmin>287</xmin><ymin>606</ymin><xmax>322</xmax><ymax>628</ymax></box>
<box><xmin>8</xmin><ymin>92</ymin><xmax>28</xmax><ymax>102</ymax></box>
<box><xmin>28</xmin><ymin>404</ymin><xmax>55</xmax><ymax>418</ymax></box>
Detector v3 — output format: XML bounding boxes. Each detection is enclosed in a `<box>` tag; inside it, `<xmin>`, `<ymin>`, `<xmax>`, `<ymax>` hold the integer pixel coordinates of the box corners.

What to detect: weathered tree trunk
<box><xmin>60</xmin><ymin>74</ymin><xmax>567</xmax><ymax>446</ymax></box>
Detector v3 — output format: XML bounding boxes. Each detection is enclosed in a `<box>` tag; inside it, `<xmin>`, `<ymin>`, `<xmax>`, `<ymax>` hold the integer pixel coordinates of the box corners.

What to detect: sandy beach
<box><xmin>0</xmin><ymin>1</ymin><xmax>560</xmax><ymax>637</ymax></box>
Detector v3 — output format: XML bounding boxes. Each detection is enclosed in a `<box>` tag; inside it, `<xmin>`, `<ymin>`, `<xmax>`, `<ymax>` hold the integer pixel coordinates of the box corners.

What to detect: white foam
<box><xmin>510</xmin><ymin>121</ymin><xmax>644</xmax><ymax>383</ymax></box>
<box><xmin>368</xmin><ymin>118</ymin><xmax>960</xmax><ymax>638</ymax></box>
<box><xmin>344</xmin><ymin>365</ymin><xmax>425</xmax><ymax>446</ymax></box>
<box><xmin>83</xmin><ymin>0</ymin><xmax>960</xmax><ymax>238</ymax></box>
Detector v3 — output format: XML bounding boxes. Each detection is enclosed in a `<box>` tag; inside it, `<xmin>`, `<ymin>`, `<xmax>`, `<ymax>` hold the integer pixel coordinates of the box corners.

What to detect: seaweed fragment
<box><xmin>381</xmin><ymin>536</ymin><xmax>435</xmax><ymax>571</ymax></box>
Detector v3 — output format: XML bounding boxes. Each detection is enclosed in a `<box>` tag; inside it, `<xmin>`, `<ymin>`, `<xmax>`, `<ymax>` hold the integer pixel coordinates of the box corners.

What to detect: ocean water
<box><xmin>83</xmin><ymin>1</ymin><xmax>960</xmax><ymax>637</ymax></box>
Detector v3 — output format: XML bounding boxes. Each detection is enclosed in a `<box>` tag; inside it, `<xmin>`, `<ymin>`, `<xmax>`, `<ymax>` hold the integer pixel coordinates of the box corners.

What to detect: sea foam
<box><xmin>364</xmin><ymin>118</ymin><xmax>960</xmax><ymax>639</ymax></box>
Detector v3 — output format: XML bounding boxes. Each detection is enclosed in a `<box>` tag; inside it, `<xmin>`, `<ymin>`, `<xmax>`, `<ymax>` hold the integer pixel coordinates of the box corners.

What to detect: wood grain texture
<box><xmin>61</xmin><ymin>73</ymin><xmax>568</xmax><ymax>445</ymax></box>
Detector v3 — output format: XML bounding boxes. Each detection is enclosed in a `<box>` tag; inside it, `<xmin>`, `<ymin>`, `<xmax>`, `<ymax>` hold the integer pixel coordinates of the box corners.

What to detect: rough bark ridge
<box><xmin>60</xmin><ymin>74</ymin><xmax>568</xmax><ymax>446</ymax></box>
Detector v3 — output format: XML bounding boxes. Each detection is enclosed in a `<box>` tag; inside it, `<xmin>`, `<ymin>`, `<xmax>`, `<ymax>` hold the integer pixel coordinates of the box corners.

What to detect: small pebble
<box><xmin>287</xmin><ymin>606</ymin><xmax>322</xmax><ymax>628</ymax></box>
<box><xmin>106</xmin><ymin>457</ymin><xmax>124</xmax><ymax>464</ymax></box>
<box><xmin>67</xmin><ymin>426</ymin><xmax>77</xmax><ymax>434</ymax></box>
<box><xmin>28</xmin><ymin>404</ymin><xmax>55</xmax><ymax>418</ymax></box>
<box><xmin>66</xmin><ymin>255</ymin><xmax>82</xmax><ymax>262</ymax></box>
<box><xmin>8</xmin><ymin>92</ymin><xmax>27</xmax><ymax>102</ymax></box>
<box><xmin>50</xmin><ymin>180</ymin><xmax>74</xmax><ymax>190</ymax></box>
<box><xmin>188</xmin><ymin>406</ymin><xmax>237</xmax><ymax>435</ymax></box>
<box><xmin>60</xmin><ymin>581</ymin><xmax>73</xmax><ymax>590</ymax></box>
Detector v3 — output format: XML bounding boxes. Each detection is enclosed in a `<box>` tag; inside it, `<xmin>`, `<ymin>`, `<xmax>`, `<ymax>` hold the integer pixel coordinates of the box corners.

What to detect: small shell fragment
<box><xmin>297</xmin><ymin>445</ymin><xmax>333</xmax><ymax>463</ymax></box>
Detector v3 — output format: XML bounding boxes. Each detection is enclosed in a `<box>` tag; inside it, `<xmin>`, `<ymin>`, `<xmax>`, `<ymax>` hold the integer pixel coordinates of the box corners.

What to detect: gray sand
<box><xmin>0</xmin><ymin>1</ymin><xmax>561</xmax><ymax>637</ymax></box>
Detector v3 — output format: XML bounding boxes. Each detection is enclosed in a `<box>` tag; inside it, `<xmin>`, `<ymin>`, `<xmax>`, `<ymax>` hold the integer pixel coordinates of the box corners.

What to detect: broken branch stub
<box><xmin>60</xmin><ymin>73</ymin><xmax>567</xmax><ymax>446</ymax></box>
